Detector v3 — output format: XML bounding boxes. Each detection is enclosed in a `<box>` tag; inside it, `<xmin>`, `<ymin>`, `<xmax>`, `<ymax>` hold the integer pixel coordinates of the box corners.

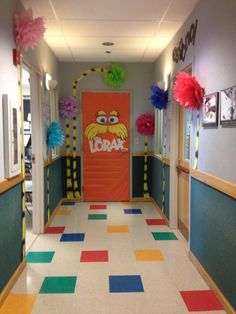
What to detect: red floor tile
<box><xmin>45</xmin><ymin>226</ymin><xmax>65</xmax><ymax>234</ymax></box>
<box><xmin>90</xmin><ymin>205</ymin><xmax>107</xmax><ymax>210</ymax></box>
<box><xmin>180</xmin><ymin>290</ymin><xmax>223</xmax><ymax>312</ymax></box>
<box><xmin>146</xmin><ymin>219</ymin><xmax>168</xmax><ymax>226</ymax></box>
<box><xmin>80</xmin><ymin>250</ymin><xmax>108</xmax><ymax>262</ymax></box>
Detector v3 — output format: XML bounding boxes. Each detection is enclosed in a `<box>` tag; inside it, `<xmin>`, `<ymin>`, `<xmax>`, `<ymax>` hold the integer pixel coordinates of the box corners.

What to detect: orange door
<box><xmin>82</xmin><ymin>91</ymin><xmax>130</xmax><ymax>201</ymax></box>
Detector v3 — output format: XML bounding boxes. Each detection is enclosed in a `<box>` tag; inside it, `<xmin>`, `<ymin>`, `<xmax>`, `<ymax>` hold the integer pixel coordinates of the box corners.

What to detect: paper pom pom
<box><xmin>136</xmin><ymin>114</ymin><xmax>155</xmax><ymax>136</ymax></box>
<box><xmin>14</xmin><ymin>8</ymin><xmax>46</xmax><ymax>51</ymax></box>
<box><xmin>174</xmin><ymin>72</ymin><xmax>205</xmax><ymax>111</ymax></box>
<box><xmin>149</xmin><ymin>85</ymin><xmax>168</xmax><ymax>110</ymax></box>
<box><xmin>47</xmin><ymin>122</ymin><xmax>65</xmax><ymax>148</ymax></box>
<box><xmin>103</xmin><ymin>64</ymin><xmax>125</xmax><ymax>88</ymax></box>
<box><xmin>59</xmin><ymin>96</ymin><xmax>79</xmax><ymax>119</ymax></box>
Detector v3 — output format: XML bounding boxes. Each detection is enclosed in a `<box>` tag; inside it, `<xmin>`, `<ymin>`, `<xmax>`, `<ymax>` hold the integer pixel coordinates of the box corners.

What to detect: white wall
<box><xmin>59</xmin><ymin>62</ymin><xmax>155</xmax><ymax>152</ymax></box>
<box><xmin>154</xmin><ymin>0</ymin><xmax>236</xmax><ymax>183</ymax></box>
<box><xmin>0</xmin><ymin>0</ymin><xmax>59</xmax><ymax>179</ymax></box>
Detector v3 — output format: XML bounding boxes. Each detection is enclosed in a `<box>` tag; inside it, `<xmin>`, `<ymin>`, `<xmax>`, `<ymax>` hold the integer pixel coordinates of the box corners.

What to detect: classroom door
<box><xmin>82</xmin><ymin>91</ymin><xmax>130</xmax><ymax>202</ymax></box>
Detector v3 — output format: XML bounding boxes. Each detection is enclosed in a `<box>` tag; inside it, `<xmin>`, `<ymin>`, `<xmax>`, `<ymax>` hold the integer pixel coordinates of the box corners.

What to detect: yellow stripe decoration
<box><xmin>70</xmin><ymin>67</ymin><xmax>109</xmax><ymax>199</ymax></box>
<box><xmin>17</xmin><ymin>60</ymin><xmax>25</xmax><ymax>259</ymax></box>
<box><xmin>162</xmin><ymin>109</ymin><xmax>168</xmax><ymax>213</ymax></box>
<box><xmin>65</xmin><ymin>117</ymin><xmax>74</xmax><ymax>199</ymax></box>
<box><xmin>143</xmin><ymin>135</ymin><xmax>150</xmax><ymax>199</ymax></box>
<box><xmin>193</xmin><ymin>113</ymin><xmax>200</xmax><ymax>170</ymax></box>
<box><xmin>47</xmin><ymin>166</ymin><xmax>50</xmax><ymax>221</ymax></box>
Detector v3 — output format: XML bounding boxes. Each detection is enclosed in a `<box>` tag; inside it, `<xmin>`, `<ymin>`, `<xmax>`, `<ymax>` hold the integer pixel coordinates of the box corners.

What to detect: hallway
<box><xmin>1</xmin><ymin>202</ymin><xmax>225</xmax><ymax>314</ymax></box>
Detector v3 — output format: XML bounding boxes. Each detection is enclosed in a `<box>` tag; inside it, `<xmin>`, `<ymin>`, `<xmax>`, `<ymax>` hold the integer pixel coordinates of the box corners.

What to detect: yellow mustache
<box><xmin>85</xmin><ymin>123</ymin><xmax>128</xmax><ymax>140</ymax></box>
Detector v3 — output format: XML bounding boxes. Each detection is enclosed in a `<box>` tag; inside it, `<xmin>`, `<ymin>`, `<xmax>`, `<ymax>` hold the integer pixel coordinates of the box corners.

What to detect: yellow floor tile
<box><xmin>135</xmin><ymin>249</ymin><xmax>164</xmax><ymax>261</ymax></box>
<box><xmin>0</xmin><ymin>294</ymin><xmax>37</xmax><ymax>314</ymax></box>
<box><xmin>107</xmin><ymin>225</ymin><xmax>129</xmax><ymax>233</ymax></box>
<box><xmin>56</xmin><ymin>209</ymin><xmax>72</xmax><ymax>215</ymax></box>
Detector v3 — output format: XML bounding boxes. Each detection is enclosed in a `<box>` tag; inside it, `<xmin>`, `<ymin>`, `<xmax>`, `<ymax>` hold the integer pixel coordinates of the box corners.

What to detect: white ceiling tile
<box><xmin>156</xmin><ymin>21</ymin><xmax>183</xmax><ymax>36</ymax></box>
<box><xmin>143</xmin><ymin>48</ymin><xmax>162</xmax><ymax>61</ymax></box>
<box><xmin>51</xmin><ymin>0</ymin><xmax>171</xmax><ymax>20</ymax></box>
<box><xmin>66</xmin><ymin>37</ymin><xmax>151</xmax><ymax>49</ymax></box>
<box><xmin>165</xmin><ymin>0</ymin><xmax>200</xmax><ymax>21</ymax></box>
<box><xmin>45</xmin><ymin>19</ymin><xmax>63</xmax><ymax>36</ymax></box>
<box><xmin>44</xmin><ymin>35</ymin><xmax>68</xmax><ymax>48</ymax></box>
<box><xmin>148</xmin><ymin>36</ymin><xmax>172</xmax><ymax>49</ymax></box>
<box><xmin>61</xmin><ymin>20</ymin><xmax>158</xmax><ymax>37</ymax></box>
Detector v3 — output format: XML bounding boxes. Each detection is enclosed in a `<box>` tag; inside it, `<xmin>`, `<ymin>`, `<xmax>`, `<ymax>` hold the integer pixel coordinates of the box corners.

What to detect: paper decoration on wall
<box><xmin>173</xmin><ymin>72</ymin><xmax>204</xmax><ymax>111</ymax></box>
<box><xmin>47</xmin><ymin>122</ymin><xmax>65</xmax><ymax>148</ymax></box>
<box><xmin>174</xmin><ymin>71</ymin><xmax>205</xmax><ymax>170</ymax></box>
<box><xmin>136</xmin><ymin>114</ymin><xmax>155</xmax><ymax>198</ymax></box>
<box><xmin>59</xmin><ymin>96</ymin><xmax>80</xmax><ymax>199</ymax></box>
<box><xmin>103</xmin><ymin>64</ymin><xmax>125</xmax><ymax>88</ymax></box>
<box><xmin>149</xmin><ymin>85</ymin><xmax>168</xmax><ymax>110</ymax></box>
<box><xmin>14</xmin><ymin>8</ymin><xmax>46</xmax><ymax>51</ymax></box>
<box><xmin>172</xmin><ymin>19</ymin><xmax>198</xmax><ymax>63</ymax></box>
<box><xmin>67</xmin><ymin>64</ymin><xmax>125</xmax><ymax>200</ymax></box>
<box><xmin>59</xmin><ymin>96</ymin><xmax>79</xmax><ymax>119</ymax></box>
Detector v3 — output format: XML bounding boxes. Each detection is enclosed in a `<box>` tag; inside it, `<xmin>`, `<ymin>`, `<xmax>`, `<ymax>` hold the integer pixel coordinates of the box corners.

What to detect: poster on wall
<box><xmin>202</xmin><ymin>92</ymin><xmax>219</xmax><ymax>127</ymax></box>
<box><xmin>2</xmin><ymin>94</ymin><xmax>21</xmax><ymax>178</ymax></box>
<box><xmin>220</xmin><ymin>86</ymin><xmax>236</xmax><ymax>125</ymax></box>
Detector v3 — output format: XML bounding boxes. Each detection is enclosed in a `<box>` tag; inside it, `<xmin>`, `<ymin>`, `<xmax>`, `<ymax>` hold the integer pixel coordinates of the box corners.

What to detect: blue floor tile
<box><xmin>124</xmin><ymin>209</ymin><xmax>142</xmax><ymax>214</ymax></box>
<box><xmin>109</xmin><ymin>275</ymin><xmax>144</xmax><ymax>293</ymax></box>
<box><xmin>60</xmin><ymin>233</ymin><xmax>85</xmax><ymax>242</ymax></box>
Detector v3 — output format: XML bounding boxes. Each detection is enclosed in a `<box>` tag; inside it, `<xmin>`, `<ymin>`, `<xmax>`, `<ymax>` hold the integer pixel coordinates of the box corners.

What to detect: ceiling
<box><xmin>20</xmin><ymin>0</ymin><xmax>200</xmax><ymax>63</ymax></box>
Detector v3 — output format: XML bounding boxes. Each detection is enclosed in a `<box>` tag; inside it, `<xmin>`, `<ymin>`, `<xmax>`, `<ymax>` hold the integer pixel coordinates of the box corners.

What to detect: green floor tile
<box><xmin>26</xmin><ymin>251</ymin><xmax>55</xmax><ymax>263</ymax></box>
<box><xmin>88</xmin><ymin>214</ymin><xmax>107</xmax><ymax>220</ymax></box>
<box><xmin>152</xmin><ymin>232</ymin><xmax>178</xmax><ymax>240</ymax></box>
<box><xmin>39</xmin><ymin>276</ymin><xmax>77</xmax><ymax>294</ymax></box>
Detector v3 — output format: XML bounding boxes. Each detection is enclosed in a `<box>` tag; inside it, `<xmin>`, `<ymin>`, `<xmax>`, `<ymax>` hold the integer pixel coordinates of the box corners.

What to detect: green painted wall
<box><xmin>44</xmin><ymin>158</ymin><xmax>63</xmax><ymax>224</ymax></box>
<box><xmin>150</xmin><ymin>157</ymin><xmax>170</xmax><ymax>219</ymax></box>
<box><xmin>0</xmin><ymin>184</ymin><xmax>22</xmax><ymax>292</ymax></box>
<box><xmin>190</xmin><ymin>178</ymin><xmax>236</xmax><ymax>309</ymax></box>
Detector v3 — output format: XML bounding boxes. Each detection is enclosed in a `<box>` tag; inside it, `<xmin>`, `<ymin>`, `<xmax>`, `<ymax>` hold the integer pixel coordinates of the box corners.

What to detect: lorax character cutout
<box><xmin>85</xmin><ymin>110</ymin><xmax>128</xmax><ymax>153</ymax></box>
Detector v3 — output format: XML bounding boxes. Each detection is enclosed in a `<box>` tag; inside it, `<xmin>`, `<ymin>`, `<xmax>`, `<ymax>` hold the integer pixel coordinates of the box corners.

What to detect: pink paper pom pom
<box><xmin>136</xmin><ymin>114</ymin><xmax>155</xmax><ymax>136</ymax></box>
<box><xmin>174</xmin><ymin>72</ymin><xmax>205</xmax><ymax>111</ymax></box>
<box><xmin>14</xmin><ymin>8</ymin><xmax>46</xmax><ymax>51</ymax></box>
<box><xmin>59</xmin><ymin>96</ymin><xmax>79</xmax><ymax>119</ymax></box>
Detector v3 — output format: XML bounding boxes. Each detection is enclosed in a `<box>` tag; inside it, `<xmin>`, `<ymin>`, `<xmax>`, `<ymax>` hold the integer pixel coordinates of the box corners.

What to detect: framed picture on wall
<box><xmin>2</xmin><ymin>94</ymin><xmax>21</xmax><ymax>178</ymax></box>
<box><xmin>220</xmin><ymin>86</ymin><xmax>236</xmax><ymax>125</ymax></box>
<box><xmin>202</xmin><ymin>92</ymin><xmax>219</xmax><ymax>127</ymax></box>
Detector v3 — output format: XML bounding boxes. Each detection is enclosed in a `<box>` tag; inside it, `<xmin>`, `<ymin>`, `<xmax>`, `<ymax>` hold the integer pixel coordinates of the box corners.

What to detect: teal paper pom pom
<box><xmin>103</xmin><ymin>64</ymin><xmax>125</xmax><ymax>88</ymax></box>
<box><xmin>47</xmin><ymin>121</ymin><xmax>65</xmax><ymax>148</ymax></box>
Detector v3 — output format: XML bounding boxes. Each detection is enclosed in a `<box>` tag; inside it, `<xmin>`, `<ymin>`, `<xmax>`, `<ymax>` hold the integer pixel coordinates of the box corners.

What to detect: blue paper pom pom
<box><xmin>47</xmin><ymin>121</ymin><xmax>65</xmax><ymax>148</ymax></box>
<box><xmin>149</xmin><ymin>85</ymin><xmax>168</xmax><ymax>110</ymax></box>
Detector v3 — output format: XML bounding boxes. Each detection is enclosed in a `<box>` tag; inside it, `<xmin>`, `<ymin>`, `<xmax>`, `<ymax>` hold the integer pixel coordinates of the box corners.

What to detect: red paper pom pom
<box><xmin>174</xmin><ymin>72</ymin><xmax>205</xmax><ymax>111</ymax></box>
<box><xmin>14</xmin><ymin>8</ymin><xmax>46</xmax><ymax>51</ymax></box>
<box><xmin>136</xmin><ymin>114</ymin><xmax>155</xmax><ymax>136</ymax></box>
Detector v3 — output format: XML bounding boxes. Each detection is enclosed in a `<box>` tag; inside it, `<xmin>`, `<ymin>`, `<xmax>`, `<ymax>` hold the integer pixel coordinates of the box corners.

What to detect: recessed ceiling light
<box><xmin>105</xmin><ymin>51</ymin><xmax>111</xmax><ymax>54</ymax></box>
<box><xmin>102</xmin><ymin>42</ymin><xmax>114</xmax><ymax>46</ymax></box>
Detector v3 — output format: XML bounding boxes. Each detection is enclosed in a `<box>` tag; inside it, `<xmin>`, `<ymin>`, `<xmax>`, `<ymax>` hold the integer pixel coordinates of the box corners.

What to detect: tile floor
<box><xmin>0</xmin><ymin>202</ymin><xmax>225</xmax><ymax>314</ymax></box>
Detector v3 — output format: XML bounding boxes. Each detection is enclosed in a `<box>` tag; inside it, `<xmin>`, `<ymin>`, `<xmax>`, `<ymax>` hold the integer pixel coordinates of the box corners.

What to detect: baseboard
<box><xmin>150</xmin><ymin>197</ymin><xmax>169</xmax><ymax>224</ymax></box>
<box><xmin>44</xmin><ymin>199</ymin><xmax>62</xmax><ymax>231</ymax></box>
<box><xmin>131</xmin><ymin>197</ymin><xmax>153</xmax><ymax>202</ymax></box>
<box><xmin>189</xmin><ymin>251</ymin><xmax>235</xmax><ymax>314</ymax></box>
<box><xmin>178</xmin><ymin>218</ymin><xmax>189</xmax><ymax>241</ymax></box>
<box><xmin>0</xmin><ymin>260</ymin><xmax>26</xmax><ymax>307</ymax></box>
<box><xmin>61</xmin><ymin>198</ymin><xmax>81</xmax><ymax>202</ymax></box>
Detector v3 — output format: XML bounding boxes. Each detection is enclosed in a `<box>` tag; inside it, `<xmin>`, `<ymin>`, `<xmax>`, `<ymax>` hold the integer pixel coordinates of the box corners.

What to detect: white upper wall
<box><xmin>0</xmin><ymin>0</ymin><xmax>59</xmax><ymax>180</ymax></box>
<box><xmin>154</xmin><ymin>0</ymin><xmax>236</xmax><ymax>184</ymax></box>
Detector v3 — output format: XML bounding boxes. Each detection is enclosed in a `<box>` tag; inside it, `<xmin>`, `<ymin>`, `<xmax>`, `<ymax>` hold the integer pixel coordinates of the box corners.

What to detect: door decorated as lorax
<box><xmin>82</xmin><ymin>91</ymin><xmax>130</xmax><ymax>201</ymax></box>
